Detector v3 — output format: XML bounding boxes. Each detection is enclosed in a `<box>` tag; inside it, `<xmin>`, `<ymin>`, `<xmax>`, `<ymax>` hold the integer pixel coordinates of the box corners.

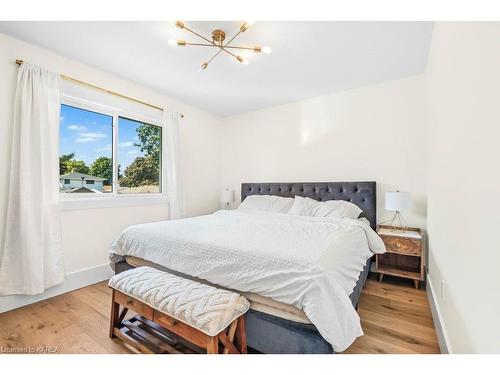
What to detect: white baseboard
<box><xmin>0</xmin><ymin>263</ymin><xmax>114</xmax><ymax>314</ymax></box>
<box><xmin>426</xmin><ymin>274</ymin><xmax>453</xmax><ymax>353</ymax></box>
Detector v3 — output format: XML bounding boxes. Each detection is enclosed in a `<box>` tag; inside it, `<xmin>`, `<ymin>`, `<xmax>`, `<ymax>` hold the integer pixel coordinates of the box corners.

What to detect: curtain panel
<box><xmin>164</xmin><ymin>111</ymin><xmax>184</xmax><ymax>219</ymax></box>
<box><xmin>0</xmin><ymin>62</ymin><xmax>65</xmax><ymax>295</ymax></box>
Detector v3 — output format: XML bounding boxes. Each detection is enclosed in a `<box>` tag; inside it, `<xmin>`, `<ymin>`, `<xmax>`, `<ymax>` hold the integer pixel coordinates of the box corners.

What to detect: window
<box><xmin>117</xmin><ymin>117</ymin><xmax>162</xmax><ymax>194</ymax></box>
<box><xmin>59</xmin><ymin>104</ymin><xmax>112</xmax><ymax>194</ymax></box>
<box><xmin>59</xmin><ymin>100</ymin><xmax>164</xmax><ymax>199</ymax></box>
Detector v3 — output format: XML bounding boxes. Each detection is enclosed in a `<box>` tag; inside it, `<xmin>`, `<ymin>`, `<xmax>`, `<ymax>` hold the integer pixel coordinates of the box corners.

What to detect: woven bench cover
<box><xmin>108</xmin><ymin>266</ymin><xmax>250</xmax><ymax>336</ymax></box>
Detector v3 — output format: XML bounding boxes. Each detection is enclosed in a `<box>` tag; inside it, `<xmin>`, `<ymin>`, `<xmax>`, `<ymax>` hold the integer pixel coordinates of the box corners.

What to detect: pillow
<box><xmin>288</xmin><ymin>196</ymin><xmax>363</xmax><ymax>219</ymax></box>
<box><xmin>288</xmin><ymin>196</ymin><xmax>317</xmax><ymax>215</ymax></box>
<box><xmin>238</xmin><ymin>195</ymin><xmax>294</xmax><ymax>213</ymax></box>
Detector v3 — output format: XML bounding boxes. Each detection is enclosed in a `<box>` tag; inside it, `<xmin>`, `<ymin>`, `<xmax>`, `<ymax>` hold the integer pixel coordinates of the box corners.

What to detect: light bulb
<box><xmin>261</xmin><ymin>46</ymin><xmax>272</xmax><ymax>54</ymax></box>
<box><xmin>236</xmin><ymin>56</ymin><xmax>249</xmax><ymax>65</ymax></box>
<box><xmin>168</xmin><ymin>39</ymin><xmax>177</xmax><ymax>46</ymax></box>
<box><xmin>240</xmin><ymin>20</ymin><xmax>255</xmax><ymax>32</ymax></box>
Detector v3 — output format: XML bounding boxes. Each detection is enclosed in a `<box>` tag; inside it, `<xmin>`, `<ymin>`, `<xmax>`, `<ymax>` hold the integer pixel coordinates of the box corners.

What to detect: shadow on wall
<box><xmin>427</xmin><ymin>250</ymin><xmax>474</xmax><ymax>353</ymax></box>
<box><xmin>299</xmin><ymin>96</ymin><xmax>337</xmax><ymax>145</ymax></box>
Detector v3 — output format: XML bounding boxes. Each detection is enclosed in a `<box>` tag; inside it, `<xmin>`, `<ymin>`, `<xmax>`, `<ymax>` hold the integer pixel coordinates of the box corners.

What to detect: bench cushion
<box><xmin>109</xmin><ymin>266</ymin><xmax>250</xmax><ymax>336</ymax></box>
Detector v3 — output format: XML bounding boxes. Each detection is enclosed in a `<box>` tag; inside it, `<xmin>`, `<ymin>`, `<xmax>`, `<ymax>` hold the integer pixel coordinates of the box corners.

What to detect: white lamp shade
<box><xmin>385</xmin><ymin>191</ymin><xmax>411</xmax><ymax>211</ymax></box>
<box><xmin>220</xmin><ymin>189</ymin><xmax>234</xmax><ymax>205</ymax></box>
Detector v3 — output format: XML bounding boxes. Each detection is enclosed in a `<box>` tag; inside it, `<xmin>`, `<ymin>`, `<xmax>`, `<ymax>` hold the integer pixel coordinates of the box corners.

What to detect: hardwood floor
<box><xmin>0</xmin><ymin>275</ymin><xmax>440</xmax><ymax>354</ymax></box>
<box><xmin>345</xmin><ymin>275</ymin><xmax>440</xmax><ymax>354</ymax></box>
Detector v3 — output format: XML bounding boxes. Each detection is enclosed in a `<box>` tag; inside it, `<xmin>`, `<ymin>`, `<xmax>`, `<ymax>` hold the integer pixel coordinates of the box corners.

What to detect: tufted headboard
<box><xmin>241</xmin><ymin>181</ymin><xmax>376</xmax><ymax>229</ymax></box>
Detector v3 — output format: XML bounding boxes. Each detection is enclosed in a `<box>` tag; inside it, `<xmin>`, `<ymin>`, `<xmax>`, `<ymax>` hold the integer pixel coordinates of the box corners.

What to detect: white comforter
<box><xmin>109</xmin><ymin>210</ymin><xmax>385</xmax><ymax>352</ymax></box>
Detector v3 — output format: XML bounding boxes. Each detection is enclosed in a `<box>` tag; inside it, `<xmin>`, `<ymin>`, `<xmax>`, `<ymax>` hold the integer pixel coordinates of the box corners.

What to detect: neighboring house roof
<box><xmin>60</xmin><ymin>186</ymin><xmax>103</xmax><ymax>194</ymax></box>
<box><xmin>118</xmin><ymin>185</ymin><xmax>160</xmax><ymax>193</ymax></box>
<box><xmin>60</xmin><ymin>172</ymin><xmax>106</xmax><ymax>181</ymax></box>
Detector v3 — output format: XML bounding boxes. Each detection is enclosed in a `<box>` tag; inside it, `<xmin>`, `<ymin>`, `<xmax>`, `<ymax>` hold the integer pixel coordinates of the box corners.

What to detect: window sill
<box><xmin>60</xmin><ymin>195</ymin><xmax>169</xmax><ymax>211</ymax></box>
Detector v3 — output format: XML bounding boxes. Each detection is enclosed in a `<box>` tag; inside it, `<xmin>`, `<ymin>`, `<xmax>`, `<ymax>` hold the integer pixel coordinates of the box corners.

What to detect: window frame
<box><xmin>60</xmin><ymin>94</ymin><xmax>168</xmax><ymax>210</ymax></box>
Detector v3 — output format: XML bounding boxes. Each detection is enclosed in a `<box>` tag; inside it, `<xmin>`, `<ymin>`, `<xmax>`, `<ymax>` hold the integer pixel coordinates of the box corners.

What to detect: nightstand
<box><xmin>376</xmin><ymin>225</ymin><xmax>424</xmax><ymax>289</ymax></box>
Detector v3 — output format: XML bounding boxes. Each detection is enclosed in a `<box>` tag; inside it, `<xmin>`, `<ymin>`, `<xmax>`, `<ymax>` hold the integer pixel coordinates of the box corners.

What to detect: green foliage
<box><xmin>135</xmin><ymin>124</ymin><xmax>161</xmax><ymax>165</ymax></box>
<box><xmin>60</xmin><ymin>153</ymin><xmax>89</xmax><ymax>174</ymax></box>
<box><xmin>119</xmin><ymin>156</ymin><xmax>159</xmax><ymax>187</ymax></box>
<box><xmin>89</xmin><ymin>157</ymin><xmax>112</xmax><ymax>185</ymax></box>
<box><xmin>119</xmin><ymin>123</ymin><xmax>161</xmax><ymax>187</ymax></box>
<box><xmin>59</xmin><ymin>153</ymin><xmax>75</xmax><ymax>174</ymax></box>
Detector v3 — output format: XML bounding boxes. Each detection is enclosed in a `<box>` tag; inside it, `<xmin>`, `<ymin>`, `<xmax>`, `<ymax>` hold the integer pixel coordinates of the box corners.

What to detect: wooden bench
<box><xmin>108</xmin><ymin>266</ymin><xmax>249</xmax><ymax>354</ymax></box>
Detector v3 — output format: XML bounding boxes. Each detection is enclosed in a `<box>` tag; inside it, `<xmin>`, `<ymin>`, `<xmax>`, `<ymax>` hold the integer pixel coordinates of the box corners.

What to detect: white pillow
<box><xmin>288</xmin><ymin>196</ymin><xmax>363</xmax><ymax>219</ymax></box>
<box><xmin>288</xmin><ymin>196</ymin><xmax>317</xmax><ymax>215</ymax></box>
<box><xmin>238</xmin><ymin>195</ymin><xmax>294</xmax><ymax>213</ymax></box>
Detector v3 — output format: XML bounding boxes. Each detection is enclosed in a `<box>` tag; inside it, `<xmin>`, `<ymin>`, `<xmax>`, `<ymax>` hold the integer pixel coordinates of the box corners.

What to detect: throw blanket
<box><xmin>109</xmin><ymin>210</ymin><xmax>385</xmax><ymax>351</ymax></box>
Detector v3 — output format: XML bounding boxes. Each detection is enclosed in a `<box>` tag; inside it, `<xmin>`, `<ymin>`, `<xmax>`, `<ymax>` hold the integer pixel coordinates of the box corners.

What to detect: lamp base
<box><xmin>385</xmin><ymin>211</ymin><xmax>408</xmax><ymax>233</ymax></box>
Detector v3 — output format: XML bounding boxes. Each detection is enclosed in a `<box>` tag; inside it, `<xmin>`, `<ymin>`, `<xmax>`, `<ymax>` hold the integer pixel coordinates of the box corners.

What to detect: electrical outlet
<box><xmin>440</xmin><ymin>280</ymin><xmax>445</xmax><ymax>300</ymax></box>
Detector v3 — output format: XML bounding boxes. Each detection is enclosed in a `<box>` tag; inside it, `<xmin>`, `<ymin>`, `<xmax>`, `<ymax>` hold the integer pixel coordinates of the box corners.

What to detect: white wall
<box><xmin>0</xmin><ymin>33</ymin><xmax>222</xmax><ymax>310</ymax></box>
<box><xmin>219</xmin><ymin>75</ymin><xmax>428</xmax><ymax>228</ymax></box>
<box><xmin>425</xmin><ymin>22</ymin><xmax>500</xmax><ymax>353</ymax></box>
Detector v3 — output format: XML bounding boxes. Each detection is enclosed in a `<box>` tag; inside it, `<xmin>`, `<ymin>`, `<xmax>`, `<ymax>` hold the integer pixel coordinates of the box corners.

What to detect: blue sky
<box><xmin>59</xmin><ymin>104</ymin><xmax>146</xmax><ymax>171</ymax></box>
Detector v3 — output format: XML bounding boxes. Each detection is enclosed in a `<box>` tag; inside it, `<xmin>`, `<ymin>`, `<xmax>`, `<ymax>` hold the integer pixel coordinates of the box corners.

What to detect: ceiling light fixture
<box><xmin>168</xmin><ymin>21</ymin><xmax>271</xmax><ymax>70</ymax></box>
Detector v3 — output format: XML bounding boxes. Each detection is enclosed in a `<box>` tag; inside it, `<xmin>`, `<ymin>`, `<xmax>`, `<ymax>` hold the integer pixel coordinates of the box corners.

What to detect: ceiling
<box><xmin>0</xmin><ymin>21</ymin><xmax>433</xmax><ymax>117</ymax></box>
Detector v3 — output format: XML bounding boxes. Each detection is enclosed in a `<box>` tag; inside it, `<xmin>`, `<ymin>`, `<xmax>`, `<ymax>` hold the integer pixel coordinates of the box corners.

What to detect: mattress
<box><xmin>125</xmin><ymin>256</ymin><xmax>311</xmax><ymax>324</ymax></box>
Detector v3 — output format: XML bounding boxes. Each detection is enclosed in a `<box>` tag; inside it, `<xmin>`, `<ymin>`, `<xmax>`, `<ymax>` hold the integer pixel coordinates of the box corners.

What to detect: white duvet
<box><xmin>109</xmin><ymin>210</ymin><xmax>385</xmax><ymax>352</ymax></box>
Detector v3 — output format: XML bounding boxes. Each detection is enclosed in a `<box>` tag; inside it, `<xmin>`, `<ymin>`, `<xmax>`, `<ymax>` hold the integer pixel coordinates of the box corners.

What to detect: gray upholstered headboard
<box><xmin>241</xmin><ymin>181</ymin><xmax>377</xmax><ymax>229</ymax></box>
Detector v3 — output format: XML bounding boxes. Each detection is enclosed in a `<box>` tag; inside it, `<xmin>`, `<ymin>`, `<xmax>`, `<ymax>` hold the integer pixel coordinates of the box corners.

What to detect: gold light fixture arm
<box><xmin>224</xmin><ymin>45</ymin><xmax>262</xmax><ymax>52</ymax></box>
<box><xmin>223</xmin><ymin>29</ymin><xmax>243</xmax><ymax>48</ymax></box>
<box><xmin>202</xmin><ymin>49</ymin><xmax>224</xmax><ymax>69</ymax></box>
<box><xmin>182</xmin><ymin>42</ymin><xmax>262</xmax><ymax>53</ymax></box>
<box><xmin>180</xmin><ymin>24</ymin><xmax>217</xmax><ymax>46</ymax></box>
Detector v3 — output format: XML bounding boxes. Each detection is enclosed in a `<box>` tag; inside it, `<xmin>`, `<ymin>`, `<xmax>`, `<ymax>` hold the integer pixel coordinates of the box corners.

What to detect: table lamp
<box><xmin>385</xmin><ymin>191</ymin><xmax>411</xmax><ymax>232</ymax></box>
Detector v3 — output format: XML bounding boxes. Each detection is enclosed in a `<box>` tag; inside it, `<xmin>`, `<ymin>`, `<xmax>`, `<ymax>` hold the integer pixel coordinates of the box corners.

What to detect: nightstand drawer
<box><xmin>382</xmin><ymin>236</ymin><xmax>421</xmax><ymax>256</ymax></box>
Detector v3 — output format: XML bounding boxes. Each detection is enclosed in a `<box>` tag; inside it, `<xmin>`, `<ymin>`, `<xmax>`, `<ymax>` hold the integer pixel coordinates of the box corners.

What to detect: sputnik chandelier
<box><xmin>168</xmin><ymin>21</ymin><xmax>271</xmax><ymax>70</ymax></box>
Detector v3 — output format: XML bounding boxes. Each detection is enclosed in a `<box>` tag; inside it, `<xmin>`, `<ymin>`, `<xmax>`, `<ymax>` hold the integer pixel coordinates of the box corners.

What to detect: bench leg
<box><xmin>235</xmin><ymin>315</ymin><xmax>247</xmax><ymax>354</ymax></box>
<box><xmin>117</xmin><ymin>307</ymin><xmax>128</xmax><ymax>325</ymax></box>
<box><xmin>222</xmin><ymin>319</ymin><xmax>239</xmax><ymax>354</ymax></box>
<box><xmin>206</xmin><ymin>336</ymin><xmax>219</xmax><ymax>354</ymax></box>
<box><xmin>109</xmin><ymin>290</ymin><xmax>120</xmax><ymax>338</ymax></box>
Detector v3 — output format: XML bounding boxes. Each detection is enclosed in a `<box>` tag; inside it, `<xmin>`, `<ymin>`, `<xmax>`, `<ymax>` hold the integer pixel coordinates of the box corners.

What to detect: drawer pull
<box><xmin>396</xmin><ymin>243</ymin><xmax>401</xmax><ymax>248</ymax></box>
<box><xmin>126</xmin><ymin>299</ymin><xmax>133</xmax><ymax>305</ymax></box>
<box><xmin>159</xmin><ymin>317</ymin><xmax>178</xmax><ymax>327</ymax></box>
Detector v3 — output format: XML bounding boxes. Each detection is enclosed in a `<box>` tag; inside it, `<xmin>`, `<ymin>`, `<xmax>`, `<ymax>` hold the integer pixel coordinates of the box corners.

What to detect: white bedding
<box><xmin>109</xmin><ymin>210</ymin><xmax>385</xmax><ymax>352</ymax></box>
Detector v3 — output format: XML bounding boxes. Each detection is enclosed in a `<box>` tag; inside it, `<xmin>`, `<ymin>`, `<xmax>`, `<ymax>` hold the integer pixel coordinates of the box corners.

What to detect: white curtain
<box><xmin>0</xmin><ymin>62</ymin><xmax>65</xmax><ymax>295</ymax></box>
<box><xmin>164</xmin><ymin>111</ymin><xmax>184</xmax><ymax>219</ymax></box>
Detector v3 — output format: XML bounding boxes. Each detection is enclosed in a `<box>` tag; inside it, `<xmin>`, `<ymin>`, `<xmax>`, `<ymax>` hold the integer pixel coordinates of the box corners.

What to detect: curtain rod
<box><xmin>15</xmin><ymin>59</ymin><xmax>184</xmax><ymax>118</ymax></box>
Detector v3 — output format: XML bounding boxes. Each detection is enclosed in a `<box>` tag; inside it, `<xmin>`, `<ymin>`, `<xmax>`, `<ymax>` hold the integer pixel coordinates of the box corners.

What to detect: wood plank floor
<box><xmin>0</xmin><ymin>275</ymin><xmax>440</xmax><ymax>354</ymax></box>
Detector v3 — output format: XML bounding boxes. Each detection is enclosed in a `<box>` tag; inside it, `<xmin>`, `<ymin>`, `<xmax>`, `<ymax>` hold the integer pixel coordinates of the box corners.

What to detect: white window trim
<box><xmin>60</xmin><ymin>95</ymin><xmax>168</xmax><ymax>210</ymax></box>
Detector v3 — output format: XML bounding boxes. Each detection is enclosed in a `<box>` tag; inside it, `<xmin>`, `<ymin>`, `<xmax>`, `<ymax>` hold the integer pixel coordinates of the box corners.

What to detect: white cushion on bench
<box><xmin>108</xmin><ymin>266</ymin><xmax>250</xmax><ymax>336</ymax></box>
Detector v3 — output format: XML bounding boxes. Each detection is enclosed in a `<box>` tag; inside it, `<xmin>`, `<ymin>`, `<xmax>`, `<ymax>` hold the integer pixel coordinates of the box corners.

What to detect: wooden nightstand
<box><xmin>376</xmin><ymin>225</ymin><xmax>424</xmax><ymax>289</ymax></box>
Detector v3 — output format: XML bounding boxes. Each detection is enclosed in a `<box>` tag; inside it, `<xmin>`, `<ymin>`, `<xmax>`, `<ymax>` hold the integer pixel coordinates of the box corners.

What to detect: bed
<box><xmin>110</xmin><ymin>181</ymin><xmax>382</xmax><ymax>353</ymax></box>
